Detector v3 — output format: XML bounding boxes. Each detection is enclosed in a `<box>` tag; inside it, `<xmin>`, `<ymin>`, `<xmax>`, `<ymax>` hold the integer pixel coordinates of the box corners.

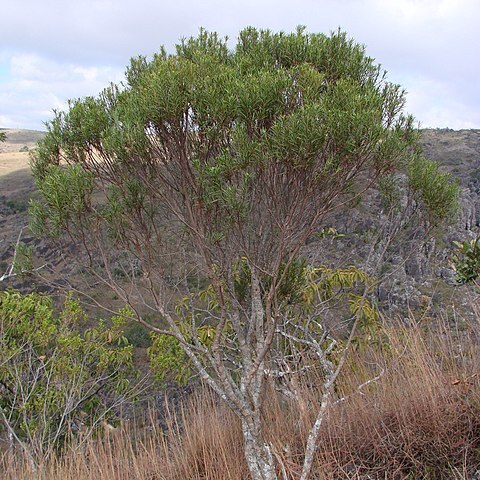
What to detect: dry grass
<box><xmin>0</xmin><ymin>152</ymin><xmax>31</xmax><ymax>177</ymax></box>
<box><xmin>2</xmin><ymin>317</ymin><xmax>479</xmax><ymax>479</ymax></box>
<box><xmin>315</xmin><ymin>320</ymin><xmax>480</xmax><ymax>478</ymax></box>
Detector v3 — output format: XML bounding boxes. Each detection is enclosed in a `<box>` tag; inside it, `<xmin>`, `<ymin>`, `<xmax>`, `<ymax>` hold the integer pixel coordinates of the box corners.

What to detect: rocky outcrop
<box><xmin>306</xmin><ymin>129</ymin><xmax>480</xmax><ymax>318</ymax></box>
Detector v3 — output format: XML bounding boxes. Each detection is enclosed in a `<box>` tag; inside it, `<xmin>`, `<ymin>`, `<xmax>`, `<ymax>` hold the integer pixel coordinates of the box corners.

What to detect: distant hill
<box><xmin>0</xmin><ymin>128</ymin><xmax>45</xmax><ymax>153</ymax></box>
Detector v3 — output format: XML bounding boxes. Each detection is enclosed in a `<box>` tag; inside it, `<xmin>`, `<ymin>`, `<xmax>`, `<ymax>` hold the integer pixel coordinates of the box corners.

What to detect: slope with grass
<box><xmin>2</xmin><ymin>319</ymin><xmax>479</xmax><ymax>479</ymax></box>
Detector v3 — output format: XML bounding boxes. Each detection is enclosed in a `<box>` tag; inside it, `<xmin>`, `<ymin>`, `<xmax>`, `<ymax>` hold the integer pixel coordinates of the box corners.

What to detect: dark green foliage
<box><xmin>4</xmin><ymin>198</ymin><xmax>29</xmax><ymax>213</ymax></box>
<box><xmin>124</xmin><ymin>321</ymin><xmax>152</xmax><ymax>348</ymax></box>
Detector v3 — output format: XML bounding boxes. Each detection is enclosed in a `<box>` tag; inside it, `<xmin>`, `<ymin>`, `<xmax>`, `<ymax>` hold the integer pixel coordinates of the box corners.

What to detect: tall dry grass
<box><xmin>2</xmin><ymin>317</ymin><xmax>479</xmax><ymax>479</ymax></box>
<box><xmin>315</xmin><ymin>319</ymin><xmax>480</xmax><ymax>478</ymax></box>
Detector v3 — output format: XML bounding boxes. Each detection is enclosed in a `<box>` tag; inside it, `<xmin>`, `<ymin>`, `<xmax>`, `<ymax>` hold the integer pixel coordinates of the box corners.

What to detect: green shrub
<box><xmin>452</xmin><ymin>235</ymin><xmax>480</xmax><ymax>286</ymax></box>
<box><xmin>0</xmin><ymin>291</ymin><xmax>136</xmax><ymax>463</ymax></box>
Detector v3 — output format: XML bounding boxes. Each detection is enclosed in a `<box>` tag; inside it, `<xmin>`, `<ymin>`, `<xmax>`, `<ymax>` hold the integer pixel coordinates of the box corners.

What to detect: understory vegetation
<box><xmin>2</xmin><ymin>313</ymin><xmax>479</xmax><ymax>479</ymax></box>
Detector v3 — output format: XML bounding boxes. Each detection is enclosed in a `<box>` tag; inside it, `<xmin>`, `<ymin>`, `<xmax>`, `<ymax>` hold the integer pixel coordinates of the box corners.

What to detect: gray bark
<box><xmin>242</xmin><ymin>418</ymin><xmax>278</xmax><ymax>480</ymax></box>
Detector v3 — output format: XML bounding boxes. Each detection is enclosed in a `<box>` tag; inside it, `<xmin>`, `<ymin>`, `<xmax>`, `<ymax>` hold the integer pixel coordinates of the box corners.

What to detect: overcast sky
<box><xmin>1</xmin><ymin>0</ymin><xmax>478</xmax><ymax>131</ymax></box>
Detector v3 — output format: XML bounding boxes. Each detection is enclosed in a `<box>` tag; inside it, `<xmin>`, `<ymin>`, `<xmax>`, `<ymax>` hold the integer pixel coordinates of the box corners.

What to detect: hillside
<box><xmin>0</xmin><ymin>129</ymin><xmax>45</xmax><ymax>208</ymax></box>
<box><xmin>0</xmin><ymin>128</ymin><xmax>45</xmax><ymax>153</ymax></box>
<box><xmin>0</xmin><ymin>128</ymin><xmax>479</xmax><ymax>321</ymax></box>
<box><xmin>1</xmin><ymin>128</ymin><xmax>479</xmax><ymax>479</ymax></box>
<box><xmin>1</xmin><ymin>130</ymin><xmax>43</xmax><ymax>192</ymax></box>
<box><xmin>0</xmin><ymin>129</ymin><xmax>44</xmax><ymax>258</ymax></box>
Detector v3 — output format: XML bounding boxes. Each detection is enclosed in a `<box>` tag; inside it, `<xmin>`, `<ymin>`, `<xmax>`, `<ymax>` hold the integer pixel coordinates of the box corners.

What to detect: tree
<box><xmin>0</xmin><ymin>291</ymin><xmax>136</xmax><ymax>468</ymax></box>
<box><xmin>0</xmin><ymin>131</ymin><xmax>6</xmax><ymax>143</ymax></box>
<box><xmin>30</xmin><ymin>28</ymin><xmax>458</xmax><ymax>479</ymax></box>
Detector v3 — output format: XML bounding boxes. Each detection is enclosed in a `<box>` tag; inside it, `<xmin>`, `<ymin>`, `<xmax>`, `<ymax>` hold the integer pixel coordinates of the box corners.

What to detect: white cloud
<box><xmin>0</xmin><ymin>54</ymin><xmax>123</xmax><ymax>129</ymax></box>
<box><xmin>0</xmin><ymin>114</ymin><xmax>15</xmax><ymax>128</ymax></box>
<box><xmin>0</xmin><ymin>0</ymin><xmax>478</xmax><ymax>129</ymax></box>
<box><xmin>401</xmin><ymin>75</ymin><xmax>480</xmax><ymax>129</ymax></box>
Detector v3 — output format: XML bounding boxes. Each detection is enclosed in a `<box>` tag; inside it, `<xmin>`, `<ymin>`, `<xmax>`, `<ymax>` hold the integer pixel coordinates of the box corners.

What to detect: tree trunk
<box><xmin>242</xmin><ymin>419</ymin><xmax>278</xmax><ymax>480</ymax></box>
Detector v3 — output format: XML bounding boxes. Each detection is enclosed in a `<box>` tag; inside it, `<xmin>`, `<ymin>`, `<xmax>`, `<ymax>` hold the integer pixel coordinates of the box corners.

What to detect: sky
<box><xmin>0</xmin><ymin>0</ymin><xmax>478</xmax><ymax>131</ymax></box>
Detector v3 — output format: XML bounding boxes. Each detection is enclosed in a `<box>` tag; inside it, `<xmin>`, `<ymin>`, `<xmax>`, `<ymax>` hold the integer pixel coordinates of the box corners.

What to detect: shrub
<box><xmin>0</xmin><ymin>291</ymin><xmax>137</xmax><ymax>466</ymax></box>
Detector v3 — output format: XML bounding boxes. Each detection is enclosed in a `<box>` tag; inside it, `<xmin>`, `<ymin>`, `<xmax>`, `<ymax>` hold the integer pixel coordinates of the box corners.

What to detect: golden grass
<box><xmin>0</xmin><ymin>152</ymin><xmax>30</xmax><ymax>178</ymax></box>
